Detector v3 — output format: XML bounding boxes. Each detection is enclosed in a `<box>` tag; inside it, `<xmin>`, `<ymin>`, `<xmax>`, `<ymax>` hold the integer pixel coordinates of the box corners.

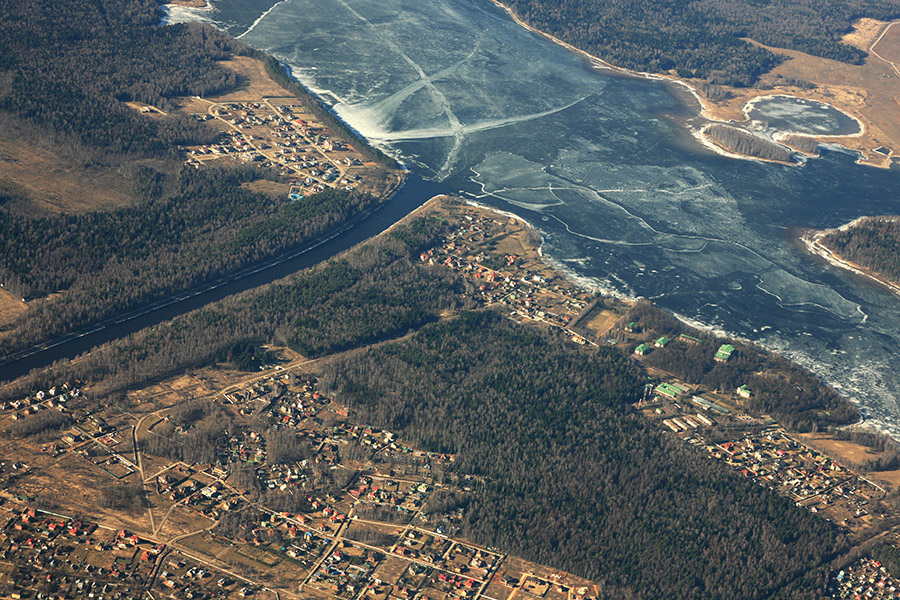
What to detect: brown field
<box><xmin>0</xmin><ymin>288</ymin><xmax>26</xmax><ymax>331</ymax></box>
<box><xmin>0</xmin><ymin>118</ymin><xmax>134</xmax><ymax>212</ymax></box>
<box><xmin>242</xmin><ymin>179</ymin><xmax>293</xmax><ymax>197</ymax></box>
<box><xmin>581</xmin><ymin>308</ymin><xmax>619</xmax><ymax>338</ymax></box>
<box><xmin>868</xmin><ymin>469</ymin><xmax>900</xmax><ymax>488</ymax></box>
<box><xmin>795</xmin><ymin>432</ymin><xmax>886</xmax><ymax>467</ymax></box>
<box><xmin>843</xmin><ymin>18</ymin><xmax>890</xmax><ymax>51</ymax></box>
<box><xmin>678</xmin><ymin>20</ymin><xmax>900</xmax><ymax>167</ymax></box>
<box><xmin>873</xmin><ymin>22</ymin><xmax>900</xmax><ymax>64</ymax></box>
<box><xmin>192</xmin><ymin>56</ymin><xmax>293</xmax><ymax>104</ymax></box>
<box><xmin>792</xmin><ymin>431</ymin><xmax>900</xmax><ymax>492</ymax></box>
<box><xmin>168</xmin><ymin>0</ymin><xmax>209</xmax><ymax>7</ymax></box>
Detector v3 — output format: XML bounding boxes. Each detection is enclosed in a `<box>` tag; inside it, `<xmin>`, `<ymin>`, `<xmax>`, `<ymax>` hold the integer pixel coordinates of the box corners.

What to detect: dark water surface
<box><xmin>156</xmin><ymin>1</ymin><xmax>900</xmax><ymax>436</ymax></box>
<box><xmin>0</xmin><ymin>175</ymin><xmax>445</xmax><ymax>383</ymax></box>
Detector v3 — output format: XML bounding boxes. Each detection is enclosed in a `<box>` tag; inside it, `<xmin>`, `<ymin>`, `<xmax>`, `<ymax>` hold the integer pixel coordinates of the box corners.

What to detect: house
<box><xmin>634</xmin><ymin>343</ymin><xmax>651</xmax><ymax>356</ymax></box>
<box><xmin>715</xmin><ymin>344</ymin><xmax>735</xmax><ymax>362</ymax></box>
<box><xmin>655</xmin><ymin>336</ymin><xmax>670</xmax><ymax>348</ymax></box>
<box><xmin>736</xmin><ymin>385</ymin><xmax>752</xmax><ymax>399</ymax></box>
<box><xmin>624</xmin><ymin>321</ymin><xmax>638</xmax><ymax>333</ymax></box>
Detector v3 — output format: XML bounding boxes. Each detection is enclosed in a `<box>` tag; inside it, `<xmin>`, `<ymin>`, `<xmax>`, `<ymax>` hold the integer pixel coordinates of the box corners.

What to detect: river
<box><xmin>0</xmin><ymin>175</ymin><xmax>446</xmax><ymax>383</ymax></box>
<box><xmin>162</xmin><ymin>0</ymin><xmax>900</xmax><ymax>436</ymax></box>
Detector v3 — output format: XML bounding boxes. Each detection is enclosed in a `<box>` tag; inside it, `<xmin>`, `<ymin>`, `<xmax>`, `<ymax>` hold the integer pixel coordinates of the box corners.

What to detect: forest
<box><xmin>624</xmin><ymin>301</ymin><xmax>859</xmax><ymax>431</ymax></box>
<box><xmin>0</xmin><ymin>172</ymin><xmax>382</xmax><ymax>363</ymax></box>
<box><xmin>0</xmin><ymin>0</ymin><xmax>245</xmax><ymax>161</ymax></box>
<box><xmin>0</xmin><ymin>220</ymin><xmax>471</xmax><ymax>399</ymax></box>
<box><xmin>0</xmin><ymin>0</ymin><xmax>407</xmax><ymax>364</ymax></box>
<box><xmin>319</xmin><ymin>310</ymin><xmax>847</xmax><ymax>599</ymax></box>
<box><xmin>821</xmin><ymin>216</ymin><xmax>900</xmax><ymax>283</ymax></box>
<box><xmin>704</xmin><ymin>124</ymin><xmax>794</xmax><ymax>162</ymax></box>
<box><xmin>499</xmin><ymin>0</ymin><xmax>900</xmax><ymax>86</ymax></box>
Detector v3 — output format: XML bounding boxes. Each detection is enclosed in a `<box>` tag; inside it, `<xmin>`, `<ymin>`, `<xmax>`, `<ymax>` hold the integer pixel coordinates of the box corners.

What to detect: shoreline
<box><xmin>695</xmin><ymin>123</ymin><xmax>799</xmax><ymax>166</ymax></box>
<box><xmin>487</xmin><ymin>0</ymin><xmax>893</xmax><ymax>169</ymax></box>
<box><xmin>801</xmin><ymin>221</ymin><xmax>900</xmax><ymax>298</ymax></box>
<box><xmin>165</xmin><ymin>0</ymin><xmax>212</xmax><ymax>8</ymax></box>
<box><xmin>741</xmin><ymin>94</ymin><xmax>866</xmax><ymax>140</ymax></box>
<box><xmin>166</xmin><ymin>0</ymin><xmax>888</xmax><ymax>168</ymax></box>
<box><xmin>432</xmin><ymin>196</ymin><xmax>882</xmax><ymax>439</ymax></box>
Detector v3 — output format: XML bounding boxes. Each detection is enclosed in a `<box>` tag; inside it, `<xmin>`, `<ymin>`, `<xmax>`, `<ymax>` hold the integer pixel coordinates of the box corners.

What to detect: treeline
<box><xmin>781</xmin><ymin>134</ymin><xmax>820</xmax><ymax>155</ymax></box>
<box><xmin>871</xmin><ymin>544</ymin><xmax>900</xmax><ymax>579</ymax></box>
<box><xmin>0</xmin><ymin>0</ymin><xmax>247</xmax><ymax>161</ymax></box>
<box><xmin>500</xmin><ymin>0</ymin><xmax>900</xmax><ymax>86</ymax></box>
<box><xmin>6</xmin><ymin>410</ymin><xmax>71</xmax><ymax>441</ymax></box>
<box><xmin>705</xmin><ymin>124</ymin><xmax>794</xmax><ymax>162</ymax></box>
<box><xmin>626</xmin><ymin>301</ymin><xmax>858</xmax><ymax>431</ymax></box>
<box><xmin>214</xmin><ymin>340</ymin><xmax>276</xmax><ymax>371</ymax></box>
<box><xmin>826</xmin><ymin>428</ymin><xmax>900</xmax><ymax>472</ymax></box>
<box><xmin>0</xmin><ymin>169</ymin><xmax>382</xmax><ymax>363</ymax></box>
<box><xmin>821</xmin><ymin>216</ymin><xmax>900</xmax><ymax>283</ymax></box>
<box><xmin>2</xmin><ymin>221</ymin><xmax>470</xmax><ymax>398</ymax></box>
<box><xmin>321</xmin><ymin>310</ymin><xmax>846</xmax><ymax>598</ymax></box>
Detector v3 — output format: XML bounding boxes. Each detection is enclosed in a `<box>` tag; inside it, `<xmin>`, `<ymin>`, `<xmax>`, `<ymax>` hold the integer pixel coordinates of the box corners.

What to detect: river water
<box><xmin>168</xmin><ymin>0</ymin><xmax>900</xmax><ymax>434</ymax></box>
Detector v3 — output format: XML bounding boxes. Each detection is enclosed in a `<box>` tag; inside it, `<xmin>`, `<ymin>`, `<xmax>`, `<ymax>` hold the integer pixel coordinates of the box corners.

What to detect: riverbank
<box><xmin>430</xmin><ymin>196</ymin><xmax>900</xmax><ymax>492</ymax></box>
<box><xmin>0</xmin><ymin>174</ymin><xmax>445</xmax><ymax>385</ymax></box>
<box><xmin>488</xmin><ymin>0</ymin><xmax>898</xmax><ymax>168</ymax></box>
<box><xmin>802</xmin><ymin>220</ymin><xmax>900</xmax><ymax>298</ymax></box>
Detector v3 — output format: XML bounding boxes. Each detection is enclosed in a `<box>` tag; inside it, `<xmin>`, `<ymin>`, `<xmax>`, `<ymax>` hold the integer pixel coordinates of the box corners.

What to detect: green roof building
<box><xmin>715</xmin><ymin>344</ymin><xmax>735</xmax><ymax>362</ymax></box>
<box><xmin>634</xmin><ymin>343</ymin><xmax>651</xmax><ymax>356</ymax></box>
<box><xmin>656</xmin><ymin>382</ymin><xmax>686</xmax><ymax>399</ymax></box>
<box><xmin>655</xmin><ymin>336</ymin><xmax>670</xmax><ymax>348</ymax></box>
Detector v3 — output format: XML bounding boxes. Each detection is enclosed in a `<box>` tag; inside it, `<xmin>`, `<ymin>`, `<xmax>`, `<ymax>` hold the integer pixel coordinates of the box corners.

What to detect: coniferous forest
<box><xmin>321</xmin><ymin>310</ymin><xmax>847</xmax><ymax>599</ymax></box>
<box><xmin>821</xmin><ymin>217</ymin><xmax>900</xmax><ymax>283</ymax></box>
<box><xmin>498</xmin><ymin>0</ymin><xmax>900</xmax><ymax>85</ymax></box>
<box><xmin>0</xmin><ymin>0</ymin><xmax>400</xmax><ymax>362</ymax></box>
<box><xmin>0</xmin><ymin>172</ymin><xmax>382</xmax><ymax>362</ymax></box>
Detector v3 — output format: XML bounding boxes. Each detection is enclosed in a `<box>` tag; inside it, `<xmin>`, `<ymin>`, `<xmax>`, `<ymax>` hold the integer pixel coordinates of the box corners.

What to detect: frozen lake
<box><xmin>168</xmin><ymin>0</ymin><xmax>900</xmax><ymax>436</ymax></box>
<box><xmin>746</xmin><ymin>95</ymin><xmax>861</xmax><ymax>136</ymax></box>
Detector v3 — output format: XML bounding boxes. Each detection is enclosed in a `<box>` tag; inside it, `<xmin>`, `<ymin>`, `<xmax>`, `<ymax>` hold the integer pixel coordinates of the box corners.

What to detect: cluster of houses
<box><xmin>4</xmin><ymin>382</ymin><xmax>81</xmax><ymax>421</ymax></box>
<box><xmin>306</xmin><ymin>543</ymin><xmax>384</xmax><ymax>598</ymax></box>
<box><xmin>700</xmin><ymin>429</ymin><xmax>885</xmax><ymax>529</ymax></box>
<box><xmin>0</xmin><ymin>503</ymin><xmax>254</xmax><ymax>600</ymax></box>
<box><xmin>388</xmin><ymin>537</ymin><xmax>503</xmax><ymax>600</ymax></box>
<box><xmin>423</xmin><ymin>213</ymin><xmax>594</xmax><ymax>344</ymax></box>
<box><xmin>183</xmin><ymin>101</ymin><xmax>365</xmax><ymax>194</ymax></box>
<box><xmin>829</xmin><ymin>557</ymin><xmax>900</xmax><ymax>599</ymax></box>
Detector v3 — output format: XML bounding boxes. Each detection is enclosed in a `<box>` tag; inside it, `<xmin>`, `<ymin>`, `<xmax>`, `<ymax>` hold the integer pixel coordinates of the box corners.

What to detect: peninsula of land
<box><xmin>491</xmin><ymin>0</ymin><xmax>900</xmax><ymax>167</ymax></box>
<box><xmin>805</xmin><ymin>216</ymin><xmax>900</xmax><ymax>297</ymax></box>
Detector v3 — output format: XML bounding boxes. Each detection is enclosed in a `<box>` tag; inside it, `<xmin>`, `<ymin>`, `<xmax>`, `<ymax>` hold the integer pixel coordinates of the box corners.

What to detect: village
<box><xmin>827</xmin><ymin>554</ymin><xmax>900</xmax><ymax>599</ymax></box>
<box><xmin>414</xmin><ymin>198</ymin><xmax>900</xmax><ymax>593</ymax></box>
<box><xmin>183</xmin><ymin>101</ymin><xmax>353</xmax><ymax>190</ymax></box>
<box><xmin>129</xmin><ymin>53</ymin><xmax>401</xmax><ymax>203</ymax></box>
<box><xmin>0</xmin><ymin>347</ymin><xmax>602</xmax><ymax>600</ymax></box>
<box><xmin>177</xmin><ymin>98</ymin><xmax>398</xmax><ymax>199</ymax></box>
<box><xmin>3</xmin><ymin>198</ymin><xmax>900</xmax><ymax>598</ymax></box>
